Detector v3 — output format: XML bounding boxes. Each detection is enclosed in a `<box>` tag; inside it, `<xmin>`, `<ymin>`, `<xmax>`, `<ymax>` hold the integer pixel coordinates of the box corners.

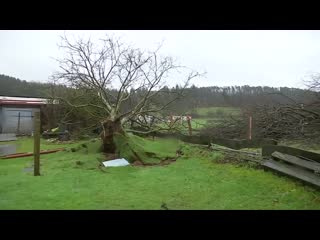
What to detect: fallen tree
<box><xmin>50</xmin><ymin>34</ymin><xmax>203</xmax><ymax>160</ymax></box>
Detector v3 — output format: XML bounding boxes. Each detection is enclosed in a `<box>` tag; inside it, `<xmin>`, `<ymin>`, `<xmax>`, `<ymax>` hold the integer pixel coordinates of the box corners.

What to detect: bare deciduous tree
<box><xmin>51</xmin><ymin>35</ymin><xmax>203</xmax><ymax>152</ymax></box>
<box><xmin>306</xmin><ymin>73</ymin><xmax>320</xmax><ymax>92</ymax></box>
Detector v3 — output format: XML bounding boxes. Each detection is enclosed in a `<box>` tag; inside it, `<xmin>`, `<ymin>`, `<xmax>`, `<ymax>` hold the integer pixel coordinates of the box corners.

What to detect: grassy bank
<box><xmin>0</xmin><ymin>135</ymin><xmax>320</xmax><ymax>209</ymax></box>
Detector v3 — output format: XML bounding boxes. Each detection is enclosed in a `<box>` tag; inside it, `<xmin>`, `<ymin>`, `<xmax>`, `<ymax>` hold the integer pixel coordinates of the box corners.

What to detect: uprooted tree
<box><xmin>51</xmin><ymin>35</ymin><xmax>203</xmax><ymax>153</ymax></box>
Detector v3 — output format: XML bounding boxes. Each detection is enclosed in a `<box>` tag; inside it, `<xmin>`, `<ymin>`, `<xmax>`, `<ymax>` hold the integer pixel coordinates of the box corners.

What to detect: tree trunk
<box><xmin>101</xmin><ymin>118</ymin><xmax>124</xmax><ymax>153</ymax></box>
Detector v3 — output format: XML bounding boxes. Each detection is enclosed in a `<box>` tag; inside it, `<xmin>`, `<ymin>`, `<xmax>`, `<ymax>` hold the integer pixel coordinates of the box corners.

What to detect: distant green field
<box><xmin>188</xmin><ymin>107</ymin><xmax>241</xmax><ymax>130</ymax></box>
<box><xmin>194</xmin><ymin>107</ymin><xmax>240</xmax><ymax>118</ymax></box>
<box><xmin>147</xmin><ymin>106</ymin><xmax>241</xmax><ymax>132</ymax></box>
<box><xmin>191</xmin><ymin>119</ymin><xmax>208</xmax><ymax>129</ymax></box>
<box><xmin>159</xmin><ymin>107</ymin><xmax>241</xmax><ymax>132</ymax></box>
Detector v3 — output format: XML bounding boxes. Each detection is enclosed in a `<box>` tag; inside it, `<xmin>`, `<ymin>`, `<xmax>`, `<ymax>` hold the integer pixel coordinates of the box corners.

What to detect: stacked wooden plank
<box><xmin>262</xmin><ymin>146</ymin><xmax>320</xmax><ymax>187</ymax></box>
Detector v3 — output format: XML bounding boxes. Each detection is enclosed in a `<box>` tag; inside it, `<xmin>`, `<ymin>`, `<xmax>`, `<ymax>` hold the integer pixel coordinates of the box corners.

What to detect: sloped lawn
<box><xmin>0</xmin><ymin>136</ymin><xmax>320</xmax><ymax>209</ymax></box>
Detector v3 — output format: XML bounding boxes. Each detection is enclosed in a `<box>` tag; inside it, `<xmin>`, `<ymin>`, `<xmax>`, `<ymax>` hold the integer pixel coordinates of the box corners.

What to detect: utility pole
<box><xmin>34</xmin><ymin>111</ymin><xmax>41</xmax><ymax>176</ymax></box>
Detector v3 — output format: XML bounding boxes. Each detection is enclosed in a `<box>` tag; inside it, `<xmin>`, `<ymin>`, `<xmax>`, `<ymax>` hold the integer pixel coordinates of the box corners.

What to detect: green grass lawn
<box><xmin>0</xmin><ymin>137</ymin><xmax>89</xmax><ymax>153</ymax></box>
<box><xmin>0</xmin><ymin>135</ymin><xmax>320</xmax><ymax>209</ymax></box>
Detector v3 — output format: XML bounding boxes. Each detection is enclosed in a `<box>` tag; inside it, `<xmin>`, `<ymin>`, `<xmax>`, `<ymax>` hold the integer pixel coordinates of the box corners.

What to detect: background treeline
<box><xmin>1</xmin><ymin>74</ymin><xmax>317</xmax><ymax>113</ymax></box>
<box><xmin>2</xmin><ymin>73</ymin><xmax>320</xmax><ymax>140</ymax></box>
<box><xmin>0</xmin><ymin>74</ymin><xmax>53</xmax><ymax>97</ymax></box>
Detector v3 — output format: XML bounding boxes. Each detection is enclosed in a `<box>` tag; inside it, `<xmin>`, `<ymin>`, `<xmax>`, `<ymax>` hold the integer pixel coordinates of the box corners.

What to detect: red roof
<box><xmin>0</xmin><ymin>96</ymin><xmax>47</xmax><ymax>106</ymax></box>
<box><xmin>0</xmin><ymin>100</ymin><xmax>45</xmax><ymax>106</ymax></box>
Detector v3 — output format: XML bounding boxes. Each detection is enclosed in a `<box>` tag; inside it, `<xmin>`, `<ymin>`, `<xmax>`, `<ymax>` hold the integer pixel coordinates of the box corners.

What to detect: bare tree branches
<box><xmin>51</xmin><ymin>34</ymin><xmax>203</xmax><ymax>135</ymax></box>
<box><xmin>305</xmin><ymin>73</ymin><xmax>320</xmax><ymax>92</ymax></box>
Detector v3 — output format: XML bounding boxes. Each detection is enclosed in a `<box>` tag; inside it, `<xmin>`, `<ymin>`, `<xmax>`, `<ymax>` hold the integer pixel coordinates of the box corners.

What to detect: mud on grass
<box><xmin>131</xmin><ymin>156</ymin><xmax>180</xmax><ymax>167</ymax></box>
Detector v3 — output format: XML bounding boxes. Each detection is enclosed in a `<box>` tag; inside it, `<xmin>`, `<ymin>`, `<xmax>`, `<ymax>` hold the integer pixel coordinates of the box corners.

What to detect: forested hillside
<box><xmin>0</xmin><ymin>74</ymin><xmax>317</xmax><ymax>113</ymax></box>
<box><xmin>0</xmin><ymin>74</ymin><xmax>51</xmax><ymax>97</ymax></box>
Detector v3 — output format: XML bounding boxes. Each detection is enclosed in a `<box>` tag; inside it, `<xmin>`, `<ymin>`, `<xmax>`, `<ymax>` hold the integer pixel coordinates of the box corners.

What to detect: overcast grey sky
<box><xmin>1</xmin><ymin>30</ymin><xmax>320</xmax><ymax>88</ymax></box>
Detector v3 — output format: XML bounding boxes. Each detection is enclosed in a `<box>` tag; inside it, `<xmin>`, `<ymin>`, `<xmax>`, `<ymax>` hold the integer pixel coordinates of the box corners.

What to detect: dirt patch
<box><xmin>132</xmin><ymin>156</ymin><xmax>179</xmax><ymax>167</ymax></box>
<box><xmin>75</xmin><ymin>160</ymin><xmax>83</xmax><ymax>165</ymax></box>
<box><xmin>160</xmin><ymin>158</ymin><xmax>176</xmax><ymax>165</ymax></box>
<box><xmin>132</xmin><ymin>149</ymin><xmax>183</xmax><ymax>167</ymax></box>
<box><xmin>132</xmin><ymin>160</ymin><xmax>144</xmax><ymax>166</ymax></box>
<box><xmin>103</xmin><ymin>153</ymin><xmax>120</xmax><ymax>161</ymax></box>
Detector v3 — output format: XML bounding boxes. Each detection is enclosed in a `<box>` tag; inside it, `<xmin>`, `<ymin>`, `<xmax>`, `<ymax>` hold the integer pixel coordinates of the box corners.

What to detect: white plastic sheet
<box><xmin>102</xmin><ymin>158</ymin><xmax>130</xmax><ymax>167</ymax></box>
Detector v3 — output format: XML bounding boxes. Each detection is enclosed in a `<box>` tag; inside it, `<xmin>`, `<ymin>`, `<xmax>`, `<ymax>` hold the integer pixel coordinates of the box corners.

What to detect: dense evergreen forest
<box><xmin>0</xmin><ymin>74</ymin><xmax>317</xmax><ymax>113</ymax></box>
<box><xmin>0</xmin><ymin>74</ymin><xmax>51</xmax><ymax>98</ymax></box>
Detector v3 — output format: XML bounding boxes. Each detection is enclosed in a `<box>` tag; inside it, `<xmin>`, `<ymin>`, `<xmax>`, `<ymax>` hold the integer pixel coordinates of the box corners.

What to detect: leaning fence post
<box><xmin>34</xmin><ymin>111</ymin><xmax>41</xmax><ymax>176</ymax></box>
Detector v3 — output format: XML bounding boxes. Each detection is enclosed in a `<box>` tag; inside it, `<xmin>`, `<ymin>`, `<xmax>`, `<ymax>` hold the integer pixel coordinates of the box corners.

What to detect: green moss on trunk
<box><xmin>113</xmin><ymin>133</ymin><xmax>178</xmax><ymax>164</ymax></box>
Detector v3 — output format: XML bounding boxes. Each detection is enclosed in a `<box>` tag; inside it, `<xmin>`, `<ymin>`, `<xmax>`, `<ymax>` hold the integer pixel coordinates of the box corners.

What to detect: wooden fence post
<box><xmin>17</xmin><ymin>112</ymin><xmax>21</xmax><ymax>135</ymax></box>
<box><xmin>34</xmin><ymin>111</ymin><xmax>41</xmax><ymax>176</ymax></box>
<box><xmin>187</xmin><ymin>116</ymin><xmax>192</xmax><ymax>136</ymax></box>
<box><xmin>248</xmin><ymin>116</ymin><xmax>252</xmax><ymax>140</ymax></box>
